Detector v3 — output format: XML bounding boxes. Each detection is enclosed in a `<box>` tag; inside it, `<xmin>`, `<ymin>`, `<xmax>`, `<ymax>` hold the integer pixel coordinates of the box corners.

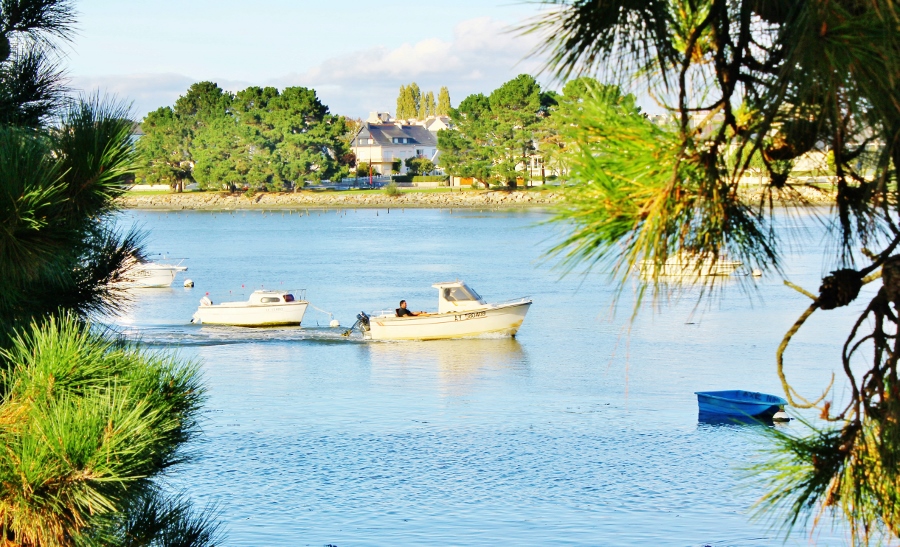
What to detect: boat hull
<box><xmin>192</xmin><ymin>302</ymin><xmax>308</xmax><ymax>327</ymax></box>
<box><xmin>639</xmin><ymin>258</ymin><xmax>742</xmax><ymax>277</ymax></box>
<box><xmin>365</xmin><ymin>301</ymin><xmax>531</xmax><ymax>341</ymax></box>
<box><xmin>120</xmin><ymin>263</ymin><xmax>187</xmax><ymax>288</ymax></box>
<box><xmin>695</xmin><ymin>390</ymin><xmax>787</xmax><ymax>417</ymax></box>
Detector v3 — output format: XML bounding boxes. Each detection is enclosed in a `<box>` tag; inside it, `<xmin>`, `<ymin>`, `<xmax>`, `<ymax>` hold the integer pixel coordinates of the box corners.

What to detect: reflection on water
<box><xmin>112</xmin><ymin>209</ymin><xmax>850</xmax><ymax>546</ymax></box>
<box><xmin>697</xmin><ymin>412</ymin><xmax>776</xmax><ymax>427</ymax></box>
<box><xmin>366</xmin><ymin>338</ymin><xmax>529</xmax><ymax>396</ymax></box>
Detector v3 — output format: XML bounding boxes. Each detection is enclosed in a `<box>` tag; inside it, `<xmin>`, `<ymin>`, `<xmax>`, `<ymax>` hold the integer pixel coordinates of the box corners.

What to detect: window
<box><xmin>442</xmin><ymin>286</ymin><xmax>481</xmax><ymax>302</ymax></box>
<box><xmin>359</xmin><ymin>138</ymin><xmax>373</xmax><ymax>145</ymax></box>
<box><xmin>416</xmin><ymin>149</ymin><xmax>423</xmax><ymax>156</ymax></box>
<box><xmin>393</xmin><ymin>137</ymin><xmax>411</xmax><ymax>144</ymax></box>
<box><xmin>260</xmin><ymin>297</ymin><xmax>281</xmax><ymax>303</ymax></box>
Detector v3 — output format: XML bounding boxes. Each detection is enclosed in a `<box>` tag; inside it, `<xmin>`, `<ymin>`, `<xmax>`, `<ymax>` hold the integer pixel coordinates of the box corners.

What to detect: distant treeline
<box><xmin>137</xmin><ymin>82</ymin><xmax>354</xmax><ymax>191</ymax></box>
<box><xmin>437</xmin><ymin>74</ymin><xmax>642</xmax><ymax>188</ymax></box>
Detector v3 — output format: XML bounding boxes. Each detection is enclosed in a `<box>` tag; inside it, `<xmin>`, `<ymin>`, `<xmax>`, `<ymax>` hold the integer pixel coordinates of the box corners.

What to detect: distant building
<box><xmin>420</xmin><ymin>115</ymin><xmax>452</xmax><ymax>132</ymax></box>
<box><xmin>366</xmin><ymin>111</ymin><xmax>392</xmax><ymax>124</ymax></box>
<box><xmin>352</xmin><ymin>116</ymin><xmax>441</xmax><ymax>175</ymax></box>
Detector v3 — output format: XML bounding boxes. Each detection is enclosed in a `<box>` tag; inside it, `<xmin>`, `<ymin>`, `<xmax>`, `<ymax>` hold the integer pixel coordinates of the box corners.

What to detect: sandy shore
<box><xmin>118</xmin><ymin>190</ymin><xmax>563</xmax><ymax>210</ymax></box>
<box><xmin>117</xmin><ymin>185</ymin><xmax>835</xmax><ymax>211</ymax></box>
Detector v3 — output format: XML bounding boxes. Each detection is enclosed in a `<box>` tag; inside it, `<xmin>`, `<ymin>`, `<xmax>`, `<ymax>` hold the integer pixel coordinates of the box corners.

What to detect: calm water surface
<box><xmin>115</xmin><ymin>207</ymin><xmax>858</xmax><ymax>546</ymax></box>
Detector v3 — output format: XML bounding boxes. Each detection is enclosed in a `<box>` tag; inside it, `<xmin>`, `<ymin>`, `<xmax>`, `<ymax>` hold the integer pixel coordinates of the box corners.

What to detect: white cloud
<box><xmin>69</xmin><ymin>17</ymin><xmax>548</xmax><ymax>120</ymax></box>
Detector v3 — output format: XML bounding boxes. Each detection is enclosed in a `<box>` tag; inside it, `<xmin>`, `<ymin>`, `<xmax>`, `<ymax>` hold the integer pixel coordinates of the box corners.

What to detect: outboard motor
<box><xmin>356</xmin><ymin>311</ymin><xmax>370</xmax><ymax>332</ymax></box>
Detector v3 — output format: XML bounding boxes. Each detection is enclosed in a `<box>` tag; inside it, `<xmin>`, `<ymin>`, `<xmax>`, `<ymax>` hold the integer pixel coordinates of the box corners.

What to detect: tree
<box><xmin>530</xmin><ymin>0</ymin><xmax>900</xmax><ymax>541</ymax></box>
<box><xmin>0</xmin><ymin>1</ymin><xmax>219</xmax><ymax>543</ymax></box>
<box><xmin>396</xmin><ymin>84</ymin><xmax>407</xmax><ymax>119</ymax></box>
<box><xmin>439</xmin><ymin>75</ymin><xmax>544</xmax><ymax>189</ymax></box>
<box><xmin>437</xmin><ymin>92</ymin><xmax>494</xmax><ymax>187</ymax></box>
<box><xmin>137</xmin><ymin>81</ymin><xmax>232</xmax><ymax>192</ymax></box>
<box><xmin>395</xmin><ymin>83</ymin><xmax>423</xmax><ymax>120</ymax></box>
<box><xmin>141</xmin><ymin>83</ymin><xmax>351</xmax><ymax>191</ymax></box>
<box><xmin>136</xmin><ymin>106</ymin><xmax>192</xmax><ymax>190</ymax></box>
<box><xmin>489</xmin><ymin>74</ymin><xmax>543</xmax><ymax>188</ymax></box>
<box><xmin>405</xmin><ymin>156</ymin><xmax>435</xmax><ymax>176</ymax></box>
<box><xmin>424</xmin><ymin>90</ymin><xmax>436</xmax><ymax>118</ymax></box>
<box><xmin>437</xmin><ymin>86</ymin><xmax>452</xmax><ymax>116</ymax></box>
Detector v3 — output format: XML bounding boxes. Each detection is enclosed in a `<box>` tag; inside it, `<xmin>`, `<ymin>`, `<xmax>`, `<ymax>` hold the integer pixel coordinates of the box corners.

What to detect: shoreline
<box><xmin>117</xmin><ymin>190</ymin><xmax>563</xmax><ymax>211</ymax></box>
<box><xmin>117</xmin><ymin>185</ymin><xmax>836</xmax><ymax>211</ymax></box>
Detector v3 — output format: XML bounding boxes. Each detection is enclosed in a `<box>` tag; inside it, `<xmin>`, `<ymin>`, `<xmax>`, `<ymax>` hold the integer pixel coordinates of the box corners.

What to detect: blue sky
<box><xmin>66</xmin><ymin>1</ymin><xmax>552</xmax><ymax>119</ymax></box>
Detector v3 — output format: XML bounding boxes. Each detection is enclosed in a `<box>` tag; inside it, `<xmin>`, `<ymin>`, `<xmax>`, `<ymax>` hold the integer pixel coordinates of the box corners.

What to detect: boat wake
<box><xmin>119</xmin><ymin>324</ymin><xmax>365</xmax><ymax>347</ymax></box>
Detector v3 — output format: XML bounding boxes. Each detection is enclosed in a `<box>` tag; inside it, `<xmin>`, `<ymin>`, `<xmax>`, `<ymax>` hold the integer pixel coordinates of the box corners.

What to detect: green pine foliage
<box><xmin>437</xmin><ymin>74</ymin><xmax>556</xmax><ymax>189</ymax></box>
<box><xmin>137</xmin><ymin>83</ymin><xmax>353</xmax><ymax>191</ymax></box>
<box><xmin>0</xmin><ymin>0</ymin><xmax>221</xmax><ymax>544</ymax></box>
<box><xmin>0</xmin><ymin>315</ymin><xmax>216</xmax><ymax>546</ymax></box>
<box><xmin>528</xmin><ymin>0</ymin><xmax>900</xmax><ymax>541</ymax></box>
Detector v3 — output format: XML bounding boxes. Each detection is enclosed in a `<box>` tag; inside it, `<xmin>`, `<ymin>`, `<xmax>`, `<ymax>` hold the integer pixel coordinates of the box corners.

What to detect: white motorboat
<box><xmin>637</xmin><ymin>253</ymin><xmax>742</xmax><ymax>278</ymax></box>
<box><xmin>191</xmin><ymin>290</ymin><xmax>309</xmax><ymax>327</ymax></box>
<box><xmin>353</xmin><ymin>281</ymin><xmax>531</xmax><ymax>341</ymax></box>
<box><xmin>120</xmin><ymin>259</ymin><xmax>188</xmax><ymax>288</ymax></box>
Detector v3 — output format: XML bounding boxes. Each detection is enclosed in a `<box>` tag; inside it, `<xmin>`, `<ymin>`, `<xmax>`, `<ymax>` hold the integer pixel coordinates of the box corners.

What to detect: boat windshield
<box><xmin>443</xmin><ymin>285</ymin><xmax>481</xmax><ymax>302</ymax></box>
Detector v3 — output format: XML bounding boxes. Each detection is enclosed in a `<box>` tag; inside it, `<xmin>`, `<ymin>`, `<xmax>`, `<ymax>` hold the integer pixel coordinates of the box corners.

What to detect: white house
<box><xmin>420</xmin><ymin>115</ymin><xmax>452</xmax><ymax>132</ymax></box>
<box><xmin>352</xmin><ymin>121</ymin><xmax>440</xmax><ymax>175</ymax></box>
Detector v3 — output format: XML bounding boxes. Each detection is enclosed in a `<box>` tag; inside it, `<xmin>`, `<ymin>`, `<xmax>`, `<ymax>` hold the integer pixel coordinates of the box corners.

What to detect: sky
<box><xmin>65</xmin><ymin>0</ymin><xmax>555</xmax><ymax>120</ymax></box>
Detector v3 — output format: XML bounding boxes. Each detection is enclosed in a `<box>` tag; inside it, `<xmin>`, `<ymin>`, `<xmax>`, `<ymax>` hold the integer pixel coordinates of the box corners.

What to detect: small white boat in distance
<box><xmin>356</xmin><ymin>281</ymin><xmax>531</xmax><ymax>341</ymax></box>
<box><xmin>191</xmin><ymin>290</ymin><xmax>309</xmax><ymax>327</ymax></box>
<box><xmin>638</xmin><ymin>253</ymin><xmax>742</xmax><ymax>278</ymax></box>
<box><xmin>120</xmin><ymin>259</ymin><xmax>188</xmax><ymax>288</ymax></box>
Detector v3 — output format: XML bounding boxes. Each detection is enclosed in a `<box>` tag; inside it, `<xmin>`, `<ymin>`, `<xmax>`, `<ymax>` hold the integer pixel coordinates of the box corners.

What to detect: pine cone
<box><xmin>818</xmin><ymin>269</ymin><xmax>862</xmax><ymax>310</ymax></box>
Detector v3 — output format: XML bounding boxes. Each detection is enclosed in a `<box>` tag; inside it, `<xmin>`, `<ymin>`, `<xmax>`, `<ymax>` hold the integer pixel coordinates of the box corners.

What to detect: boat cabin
<box><xmin>249</xmin><ymin>290</ymin><xmax>297</xmax><ymax>305</ymax></box>
<box><xmin>433</xmin><ymin>281</ymin><xmax>486</xmax><ymax>314</ymax></box>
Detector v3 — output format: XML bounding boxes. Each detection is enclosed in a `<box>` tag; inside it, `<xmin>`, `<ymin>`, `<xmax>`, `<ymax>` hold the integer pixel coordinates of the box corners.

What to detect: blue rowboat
<box><xmin>695</xmin><ymin>390</ymin><xmax>787</xmax><ymax>417</ymax></box>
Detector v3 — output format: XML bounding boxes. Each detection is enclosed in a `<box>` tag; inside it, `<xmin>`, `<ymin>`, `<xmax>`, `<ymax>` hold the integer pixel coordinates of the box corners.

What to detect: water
<box><xmin>115</xmin><ymin>207</ymin><xmax>857</xmax><ymax>545</ymax></box>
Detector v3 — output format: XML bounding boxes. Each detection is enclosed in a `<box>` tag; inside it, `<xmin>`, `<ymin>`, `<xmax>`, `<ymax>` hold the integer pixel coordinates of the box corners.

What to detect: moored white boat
<box><xmin>355</xmin><ymin>281</ymin><xmax>531</xmax><ymax>341</ymax></box>
<box><xmin>120</xmin><ymin>259</ymin><xmax>188</xmax><ymax>288</ymax></box>
<box><xmin>191</xmin><ymin>290</ymin><xmax>309</xmax><ymax>327</ymax></box>
<box><xmin>637</xmin><ymin>253</ymin><xmax>742</xmax><ymax>277</ymax></box>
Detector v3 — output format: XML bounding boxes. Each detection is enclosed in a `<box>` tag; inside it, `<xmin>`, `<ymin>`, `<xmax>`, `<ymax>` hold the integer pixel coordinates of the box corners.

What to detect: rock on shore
<box><xmin>118</xmin><ymin>185</ymin><xmax>836</xmax><ymax>211</ymax></box>
<box><xmin>118</xmin><ymin>190</ymin><xmax>564</xmax><ymax>210</ymax></box>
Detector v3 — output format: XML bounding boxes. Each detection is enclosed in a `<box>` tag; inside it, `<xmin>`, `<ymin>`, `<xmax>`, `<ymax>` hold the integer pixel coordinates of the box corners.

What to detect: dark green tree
<box><xmin>142</xmin><ymin>84</ymin><xmax>350</xmax><ymax>191</ymax></box>
<box><xmin>529</xmin><ymin>0</ymin><xmax>900</xmax><ymax>541</ymax></box>
<box><xmin>136</xmin><ymin>106</ymin><xmax>192</xmax><ymax>190</ymax></box>
<box><xmin>0</xmin><ymin>1</ymin><xmax>220</xmax><ymax>544</ymax></box>
<box><xmin>489</xmin><ymin>74</ymin><xmax>543</xmax><ymax>188</ymax></box>
<box><xmin>438</xmin><ymin>75</ymin><xmax>546</xmax><ymax>189</ymax></box>
<box><xmin>437</xmin><ymin>92</ymin><xmax>494</xmax><ymax>188</ymax></box>
<box><xmin>137</xmin><ymin>82</ymin><xmax>232</xmax><ymax>192</ymax></box>
<box><xmin>405</xmin><ymin>156</ymin><xmax>435</xmax><ymax>176</ymax></box>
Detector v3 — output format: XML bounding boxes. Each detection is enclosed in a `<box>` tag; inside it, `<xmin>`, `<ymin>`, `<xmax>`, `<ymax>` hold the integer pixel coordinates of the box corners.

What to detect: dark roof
<box><xmin>355</xmin><ymin>123</ymin><xmax>437</xmax><ymax>147</ymax></box>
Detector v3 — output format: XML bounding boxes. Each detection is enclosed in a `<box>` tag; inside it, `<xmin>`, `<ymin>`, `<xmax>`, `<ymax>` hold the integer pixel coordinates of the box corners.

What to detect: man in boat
<box><xmin>396</xmin><ymin>300</ymin><xmax>428</xmax><ymax>317</ymax></box>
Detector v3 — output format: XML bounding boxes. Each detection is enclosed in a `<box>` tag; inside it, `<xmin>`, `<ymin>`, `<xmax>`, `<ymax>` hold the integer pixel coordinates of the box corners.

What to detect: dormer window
<box><xmin>392</xmin><ymin>137</ymin><xmax>411</xmax><ymax>144</ymax></box>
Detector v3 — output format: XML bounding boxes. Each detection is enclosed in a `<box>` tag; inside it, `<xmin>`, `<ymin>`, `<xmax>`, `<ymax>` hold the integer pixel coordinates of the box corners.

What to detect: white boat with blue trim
<box><xmin>354</xmin><ymin>281</ymin><xmax>531</xmax><ymax>341</ymax></box>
